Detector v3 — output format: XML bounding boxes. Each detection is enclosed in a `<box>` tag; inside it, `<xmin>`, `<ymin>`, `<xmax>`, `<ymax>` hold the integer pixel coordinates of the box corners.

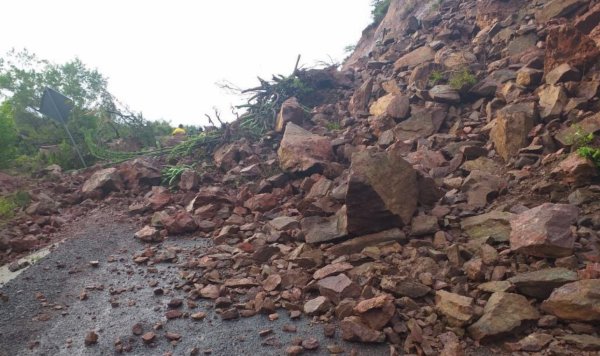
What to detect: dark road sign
<box><xmin>40</xmin><ymin>88</ymin><xmax>74</xmax><ymax>123</ymax></box>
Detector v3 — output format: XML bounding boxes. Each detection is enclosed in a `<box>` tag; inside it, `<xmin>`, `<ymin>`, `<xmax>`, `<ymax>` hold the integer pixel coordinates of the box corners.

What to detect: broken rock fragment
<box><xmin>134</xmin><ymin>226</ymin><xmax>162</xmax><ymax>243</ymax></box>
<box><xmin>340</xmin><ymin>316</ymin><xmax>385</xmax><ymax>343</ymax></box>
<box><xmin>468</xmin><ymin>292</ymin><xmax>539</xmax><ymax>341</ymax></box>
<box><xmin>277</xmin><ymin>123</ymin><xmax>333</xmax><ymax>173</ymax></box>
<box><xmin>508</xmin><ymin>267</ymin><xmax>578</xmax><ymax>299</ymax></box>
<box><xmin>317</xmin><ymin>274</ymin><xmax>360</xmax><ymax>304</ymax></box>
<box><xmin>435</xmin><ymin>290</ymin><xmax>475</xmax><ymax>327</ymax></box>
<box><xmin>541</xmin><ymin>279</ymin><xmax>600</xmax><ymax>321</ymax></box>
<box><xmin>510</xmin><ymin>203</ymin><xmax>578</xmax><ymax>258</ymax></box>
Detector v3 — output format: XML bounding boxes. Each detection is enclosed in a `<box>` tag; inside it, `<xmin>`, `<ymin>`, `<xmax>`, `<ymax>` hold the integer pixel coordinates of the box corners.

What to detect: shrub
<box><xmin>449</xmin><ymin>69</ymin><xmax>477</xmax><ymax>89</ymax></box>
<box><xmin>372</xmin><ymin>0</ymin><xmax>391</xmax><ymax>24</ymax></box>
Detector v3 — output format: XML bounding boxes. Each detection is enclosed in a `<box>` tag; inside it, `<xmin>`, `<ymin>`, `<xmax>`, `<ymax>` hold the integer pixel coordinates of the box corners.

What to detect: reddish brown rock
<box><xmin>510</xmin><ymin>203</ymin><xmax>579</xmax><ymax>258</ymax></box>
<box><xmin>490</xmin><ymin>102</ymin><xmax>537</xmax><ymax>161</ymax></box>
<box><xmin>551</xmin><ymin>153</ymin><xmax>598</xmax><ymax>186</ymax></box>
<box><xmin>340</xmin><ymin>316</ymin><xmax>385</xmax><ymax>343</ymax></box>
<box><xmin>84</xmin><ymin>331</ymin><xmax>99</xmax><ymax>346</ymax></box>
<box><xmin>541</xmin><ymin>280</ymin><xmax>600</xmax><ymax>321</ymax></box>
<box><xmin>244</xmin><ymin>193</ymin><xmax>278</xmax><ymax>212</ymax></box>
<box><xmin>317</xmin><ymin>274</ymin><xmax>360</xmax><ymax>304</ymax></box>
<box><xmin>303</xmin><ymin>296</ymin><xmax>331</xmax><ymax>315</ymax></box>
<box><xmin>575</xmin><ymin>2</ymin><xmax>600</xmax><ymax>34</ymax></box>
<box><xmin>118</xmin><ymin>158</ymin><xmax>161</xmax><ymax>191</ymax></box>
<box><xmin>544</xmin><ymin>25</ymin><xmax>600</xmax><ymax>74</ymax></box>
<box><xmin>345</xmin><ymin>149</ymin><xmax>419</xmax><ymax>235</ymax></box>
<box><xmin>394</xmin><ymin>46</ymin><xmax>435</xmax><ymax>71</ymax></box>
<box><xmin>348</xmin><ymin>78</ymin><xmax>373</xmax><ymax>115</ymax></box>
<box><xmin>468</xmin><ymin>292</ymin><xmax>540</xmax><ymax>341</ymax></box>
<box><xmin>326</xmin><ymin>228</ymin><xmax>406</xmax><ymax>258</ymax></box>
<box><xmin>435</xmin><ymin>290</ymin><xmax>475</xmax><ymax>327</ymax></box>
<box><xmin>275</xmin><ymin>97</ymin><xmax>305</xmax><ymax>132</ymax></box>
<box><xmin>277</xmin><ymin>123</ymin><xmax>333</xmax><ymax>174</ymax></box>
<box><xmin>162</xmin><ymin>210</ymin><xmax>198</xmax><ymax>235</ymax></box>
<box><xmin>142</xmin><ymin>332</ymin><xmax>156</xmax><ymax>344</ymax></box>
<box><xmin>352</xmin><ymin>294</ymin><xmax>395</xmax><ymax>330</ymax></box>
<box><xmin>134</xmin><ymin>226</ymin><xmax>162</xmax><ymax>243</ymax></box>
<box><xmin>148</xmin><ymin>186</ymin><xmax>171</xmax><ymax>211</ymax></box>
<box><xmin>508</xmin><ymin>268</ymin><xmax>579</xmax><ymax>299</ymax></box>
<box><xmin>81</xmin><ymin>167</ymin><xmax>123</xmax><ymax>198</ymax></box>
<box><xmin>178</xmin><ymin>169</ymin><xmax>200</xmax><ymax>191</ymax></box>
<box><xmin>386</xmin><ymin>95</ymin><xmax>411</xmax><ymax>120</ymax></box>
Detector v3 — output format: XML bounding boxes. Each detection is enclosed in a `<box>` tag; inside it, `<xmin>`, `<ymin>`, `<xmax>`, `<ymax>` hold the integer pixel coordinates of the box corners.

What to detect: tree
<box><xmin>0</xmin><ymin>101</ymin><xmax>17</xmax><ymax>168</ymax></box>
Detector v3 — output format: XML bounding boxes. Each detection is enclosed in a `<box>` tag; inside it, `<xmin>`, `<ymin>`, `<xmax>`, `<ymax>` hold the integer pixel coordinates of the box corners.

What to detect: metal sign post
<box><xmin>39</xmin><ymin>88</ymin><xmax>87</xmax><ymax>168</ymax></box>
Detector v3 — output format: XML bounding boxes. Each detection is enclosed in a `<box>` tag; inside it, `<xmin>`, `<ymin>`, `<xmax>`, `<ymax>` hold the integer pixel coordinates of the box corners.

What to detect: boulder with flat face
<box><xmin>81</xmin><ymin>167</ymin><xmax>123</xmax><ymax>198</ymax></box>
<box><xmin>510</xmin><ymin>203</ymin><xmax>578</xmax><ymax>258</ymax></box>
<box><xmin>345</xmin><ymin>149</ymin><xmax>419</xmax><ymax>235</ymax></box>
<box><xmin>508</xmin><ymin>268</ymin><xmax>579</xmax><ymax>299</ymax></box>
<box><xmin>275</xmin><ymin>97</ymin><xmax>305</xmax><ymax>132</ymax></box>
<box><xmin>277</xmin><ymin>123</ymin><xmax>333</xmax><ymax>174</ymax></box>
<box><xmin>468</xmin><ymin>292</ymin><xmax>540</xmax><ymax>341</ymax></box>
<box><xmin>541</xmin><ymin>280</ymin><xmax>600</xmax><ymax>321</ymax></box>
<box><xmin>490</xmin><ymin>102</ymin><xmax>537</xmax><ymax>161</ymax></box>
<box><xmin>394</xmin><ymin>46</ymin><xmax>436</xmax><ymax>71</ymax></box>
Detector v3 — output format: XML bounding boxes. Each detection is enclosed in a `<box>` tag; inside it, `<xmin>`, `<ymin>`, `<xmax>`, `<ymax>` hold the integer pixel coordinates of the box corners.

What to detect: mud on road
<box><xmin>0</xmin><ymin>208</ymin><xmax>387</xmax><ymax>355</ymax></box>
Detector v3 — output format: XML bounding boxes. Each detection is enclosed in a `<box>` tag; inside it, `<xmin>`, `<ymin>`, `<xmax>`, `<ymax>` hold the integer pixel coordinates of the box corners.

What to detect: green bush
<box><xmin>0</xmin><ymin>102</ymin><xmax>17</xmax><ymax>168</ymax></box>
<box><xmin>0</xmin><ymin>191</ymin><xmax>29</xmax><ymax>222</ymax></box>
<box><xmin>372</xmin><ymin>0</ymin><xmax>391</xmax><ymax>24</ymax></box>
<box><xmin>449</xmin><ymin>69</ymin><xmax>477</xmax><ymax>89</ymax></box>
<box><xmin>578</xmin><ymin>146</ymin><xmax>600</xmax><ymax>168</ymax></box>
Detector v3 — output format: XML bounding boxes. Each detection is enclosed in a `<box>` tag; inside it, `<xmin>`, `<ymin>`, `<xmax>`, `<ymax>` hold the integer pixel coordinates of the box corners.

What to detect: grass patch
<box><xmin>0</xmin><ymin>191</ymin><xmax>30</xmax><ymax>222</ymax></box>
<box><xmin>429</xmin><ymin>70</ymin><xmax>445</xmax><ymax>85</ymax></box>
<box><xmin>449</xmin><ymin>69</ymin><xmax>477</xmax><ymax>89</ymax></box>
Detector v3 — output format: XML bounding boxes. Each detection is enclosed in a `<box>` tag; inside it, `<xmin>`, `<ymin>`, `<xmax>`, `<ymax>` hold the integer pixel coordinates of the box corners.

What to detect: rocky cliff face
<box><xmin>3</xmin><ymin>0</ymin><xmax>600</xmax><ymax>354</ymax></box>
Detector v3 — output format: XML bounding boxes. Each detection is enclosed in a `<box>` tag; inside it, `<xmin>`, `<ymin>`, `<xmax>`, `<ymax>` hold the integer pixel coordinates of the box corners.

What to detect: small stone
<box><xmin>84</xmin><ymin>331</ymin><xmax>98</xmax><ymax>346</ymax></box>
<box><xmin>165</xmin><ymin>332</ymin><xmax>181</xmax><ymax>341</ymax></box>
<box><xmin>220</xmin><ymin>308</ymin><xmax>240</xmax><ymax>320</ymax></box>
<box><xmin>191</xmin><ymin>312</ymin><xmax>207</xmax><ymax>320</ymax></box>
<box><xmin>132</xmin><ymin>323</ymin><xmax>143</xmax><ymax>335</ymax></box>
<box><xmin>301</xmin><ymin>337</ymin><xmax>319</xmax><ymax>350</ymax></box>
<box><xmin>165</xmin><ymin>310</ymin><xmax>182</xmax><ymax>319</ymax></box>
<box><xmin>304</xmin><ymin>296</ymin><xmax>331</xmax><ymax>315</ymax></box>
<box><xmin>142</xmin><ymin>332</ymin><xmax>156</xmax><ymax>344</ymax></box>
<box><xmin>285</xmin><ymin>345</ymin><xmax>304</xmax><ymax>355</ymax></box>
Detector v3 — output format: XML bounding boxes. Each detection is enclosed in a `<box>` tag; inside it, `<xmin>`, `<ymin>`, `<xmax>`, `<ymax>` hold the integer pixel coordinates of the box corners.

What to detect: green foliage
<box><xmin>0</xmin><ymin>101</ymin><xmax>17</xmax><ymax>168</ymax></box>
<box><xmin>566</xmin><ymin>125</ymin><xmax>594</xmax><ymax>149</ymax></box>
<box><xmin>371</xmin><ymin>0</ymin><xmax>391</xmax><ymax>24</ymax></box>
<box><xmin>236</xmin><ymin>73</ymin><xmax>313</xmax><ymax>138</ymax></box>
<box><xmin>344</xmin><ymin>45</ymin><xmax>357</xmax><ymax>54</ymax></box>
<box><xmin>161</xmin><ymin>164</ymin><xmax>193</xmax><ymax>187</ymax></box>
<box><xmin>0</xmin><ymin>49</ymin><xmax>173</xmax><ymax>171</ymax></box>
<box><xmin>0</xmin><ymin>191</ymin><xmax>29</xmax><ymax>222</ymax></box>
<box><xmin>429</xmin><ymin>70</ymin><xmax>445</xmax><ymax>85</ymax></box>
<box><xmin>431</xmin><ymin>0</ymin><xmax>443</xmax><ymax>11</ymax></box>
<box><xmin>326</xmin><ymin>121</ymin><xmax>341</xmax><ymax>131</ymax></box>
<box><xmin>449</xmin><ymin>69</ymin><xmax>477</xmax><ymax>89</ymax></box>
<box><xmin>578</xmin><ymin>145</ymin><xmax>600</xmax><ymax>168</ymax></box>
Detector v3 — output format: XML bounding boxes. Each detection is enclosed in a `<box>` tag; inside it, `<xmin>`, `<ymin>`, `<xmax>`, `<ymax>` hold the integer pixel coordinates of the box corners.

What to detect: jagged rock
<box><xmin>317</xmin><ymin>274</ymin><xmax>360</xmax><ymax>304</ymax></box>
<box><xmin>477</xmin><ymin>0</ymin><xmax>525</xmax><ymax>28</ymax></box>
<box><xmin>535</xmin><ymin>0</ymin><xmax>587</xmax><ymax>24</ymax></box>
<box><xmin>326</xmin><ymin>228</ymin><xmax>406</xmax><ymax>258</ymax></box>
<box><xmin>410</xmin><ymin>215</ymin><xmax>438</xmax><ymax>236</ymax></box>
<box><xmin>468</xmin><ymin>292</ymin><xmax>539</xmax><ymax>341</ymax></box>
<box><xmin>461</xmin><ymin>170</ymin><xmax>505</xmax><ymax>209</ymax></box>
<box><xmin>301</xmin><ymin>214</ymin><xmax>345</xmax><ymax>244</ymax></box>
<box><xmin>538</xmin><ymin>85</ymin><xmax>568</xmax><ymax>120</ymax></box>
<box><xmin>544</xmin><ymin>25</ymin><xmax>600</xmax><ymax>73</ymax></box>
<box><xmin>435</xmin><ymin>290</ymin><xmax>475</xmax><ymax>327</ymax></box>
<box><xmin>178</xmin><ymin>170</ymin><xmax>199</xmax><ymax>191</ymax></box>
<box><xmin>162</xmin><ymin>210</ymin><xmax>198</xmax><ymax>235</ymax></box>
<box><xmin>551</xmin><ymin>153</ymin><xmax>598</xmax><ymax>185</ymax></box>
<box><xmin>393</xmin><ymin>46</ymin><xmax>435</xmax><ymax>71</ymax></box>
<box><xmin>275</xmin><ymin>97</ymin><xmax>305</xmax><ymax>132</ymax></box>
<box><xmin>277</xmin><ymin>123</ymin><xmax>333</xmax><ymax>173</ymax></box>
<box><xmin>213</xmin><ymin>143</ymin><xmax>242</xmax><ymax>171</ymax></box>
<box><xmin>429</xmin><ymin>85</ymin><xmax>461</xmax><ymax>103</ymax></box>
<box><xmin>118</xmin><ymin>158</ymin><xmax>161</xmax><ymax>192</ymax></box>
<box><xmin>510</xmin><ymin>203</ymin><xmax>578</xmax><ymax>258</ymax></box>
<box><xmin>541</xmin><ymin>280</ymin><xmax>600</xmax><ymax>321</ymax></box>
<box><xmin>369</xmin><ymin>94</ymin><xmax>394</xmax><ymax>116</ymax></box>
<box><xmin>81</xmin><ymin>167</ymin><xmax>123</xmax><ymax>198</ymax></box>
<box><xmin>302</xmin><ymin>296</ymin><xmax>329</xmax><ymax>315</ymax></box>
<box><xmin>353</xmin><ymin>294</ymin><xmax>395</xmax><ymax>330</ymax></box>
<box><xmin>560</xmin><ymin>334</ymin><xmax>600</xmax><ymax>351</ymax></box>
<box><xmin>393</xmin><ymin>108</ymin><xmax>445</xmax><ymax>141</ymax></box>
<box><xmin>340</xmin><ymin>316</ymin><xmax>385</xmax><ymax>343</ymax></box>
<box><xmin>507</xmin><ymin>33</ymin><xmax>538</xmax><ymax>56</ymax></box>
<box><xmin>269</xmin><ymin>216</ymin><xmax>299</xmax><ymax>231</ymax></box>
<box><xmin>545</xmin><ymin>63</ymin><xmax>581</xmax><ymax>84</ymax></box>
<box><xmin>244</xmin><ymin>193</ymin><xmax>278</xmax><ymax>212</ymax></box>
<box><xmin>461</xmin><ymin>211</ymin><xmax>514</xmax><ymax>242</ymax></box>
<box><xmin>508</xmin><ymin>268</ymin><xmax>579</xmax><ymax>299</ymax></box>
<box><xmin>490</xmin><ymin>102</ymin><xmax>537</xmax><ymax>161</ymax></box>
<box><xmin>380</xmin><ymin>276</ymin><xmax>431</xmax><ymax>298</ymax></box>
<box><xmin>516</xmin><ymin>67</ymin><xmax>543</xmax><ymax>87</ymax></box>
<box><xmin>148</xmin><ymin>186</ymin><xmax>171</xmax><ymax>211</ymax></box>
<box><xmin>575</xmin><ymin>2</ymin><xmax>600</xmax><ymax>34</ymax></box>
<box><xmin>345</xmin><ymin>149</ymin><xmax>419</xmax><ymax>235</ymax></box>
<box><xmin>507</xmin><ymin>333</ymin><xmax>554</xmax><ymax>352</ymax></box>
<box><xmin>313</xmin><ymin>262</ymin><xmax>353</xmax><ymax>280</ymax></box>
<box><xmin>348</xmin><ymin>78</ymin><xmax>373</xmax><ymax>115</ymax></box>
<box><xmin>134</xmin><ymin>226</ymin><xmax>162</xmax><ymax>243</ymax></box>
<box><xmin>555</xmin><ymin>114</ymin><xmax>600</xmax><ymax>146</ymax></box>
<box><xmin>386</xmin><ymin>95</ymin><xmax>411</xmax><ymax>120</ymax></box>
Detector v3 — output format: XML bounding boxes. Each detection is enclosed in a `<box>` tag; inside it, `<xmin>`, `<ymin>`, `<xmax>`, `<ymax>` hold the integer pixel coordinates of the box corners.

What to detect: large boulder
<box><xmin>535</xmin><ymin>0</ymin><xmax>587</xmax><ymax>24</ymax></box>
<box><xmin>81</xmin><ymin>167</ymin><xmax>123</xmax><ymax>198</ymax></box>
<box><xmin>277</xmin><ymin>123</ymin><xmax>333</xmax><ymax>174</ymax></box>
<box><xmin>345</xmin><ymin>149</ymin><xmax>419</xmax><ymax>235</ymax></box>
<box><xmin>510</xmin><ymin>203</ymin><xmax>578</xmax><ymax>258</ymax></box>
<box><xmin>508</xmin><ymin>268</ymin><xmax>579</xmax><ymax>299</ymax></box>
<box><xmin>118</xmin><ymin>158</ymin><xmax>161</xmax><ymax>192</ymax></box>
<box><xmin>490</xmin><ymin>102</ymin><xmax>537</xmax><ymax>161</ymax></box>
<box><xmin>538</xmin><ymin>85</ymin><xmax>568</xmax><ymax>120</ymax></box>
<box><xmin>348</xmin><ymin>78</ymin><xmax>373</xmax><ymax>116</ymax></box>
<box><xmin>393</xmin><ymin>46</ymin><xmax>435</xmax><ymax>71</ymax></box>
<box><xmin>541</xmin><ymin>280</ymin><xmax>600</xmax><ymax>321</ymax></box>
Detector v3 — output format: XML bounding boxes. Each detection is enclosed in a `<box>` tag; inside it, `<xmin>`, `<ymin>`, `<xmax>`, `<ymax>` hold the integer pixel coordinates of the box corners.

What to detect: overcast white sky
<box><xmin>0</xmin><ymin>0</ymin><xmax>372</xmax><ymax>126</ymax></box>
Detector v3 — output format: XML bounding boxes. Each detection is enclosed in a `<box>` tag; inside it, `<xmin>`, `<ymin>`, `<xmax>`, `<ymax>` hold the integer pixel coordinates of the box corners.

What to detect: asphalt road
<box><xmin>0</xmin><ymin>209</ymin><xmax>388</xmax><ymax>356</ymax></box>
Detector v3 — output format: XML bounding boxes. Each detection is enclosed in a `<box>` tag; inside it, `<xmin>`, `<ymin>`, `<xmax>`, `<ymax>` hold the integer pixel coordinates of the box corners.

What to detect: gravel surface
<box><xmin>0</xmin><ymin>209</ymin><xmax>388</xmax><ymax>355</ymax></box>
